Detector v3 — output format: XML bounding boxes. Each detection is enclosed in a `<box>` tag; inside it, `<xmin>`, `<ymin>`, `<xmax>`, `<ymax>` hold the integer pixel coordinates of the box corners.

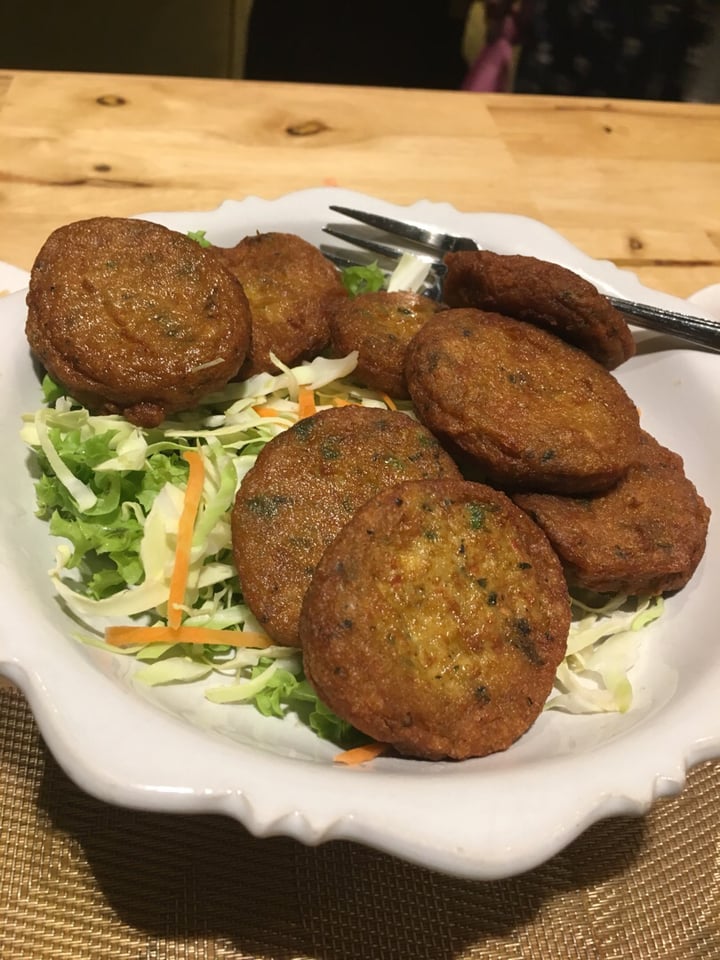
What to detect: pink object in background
<box><xmin>462</xmin><ymin>9</ymin><xmax>520</xmax><ymax>93</ymax></box>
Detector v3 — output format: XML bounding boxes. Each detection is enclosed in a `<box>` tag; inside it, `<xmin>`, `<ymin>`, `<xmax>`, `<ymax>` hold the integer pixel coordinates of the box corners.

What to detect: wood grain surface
<box><xmin>0</xmin><ymin>69</ymin><xmax>719</xmax><ymax>298</ymax></box>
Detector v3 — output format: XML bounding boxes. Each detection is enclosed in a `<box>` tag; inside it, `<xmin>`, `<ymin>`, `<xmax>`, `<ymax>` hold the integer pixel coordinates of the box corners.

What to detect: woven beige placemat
<box><xmin>1</xmin><ymin>685</ymin><xmax>719</xmax><ymax>960</ymax></box>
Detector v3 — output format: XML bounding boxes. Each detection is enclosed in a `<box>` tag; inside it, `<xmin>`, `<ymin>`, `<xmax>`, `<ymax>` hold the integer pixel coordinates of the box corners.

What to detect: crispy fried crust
<box><xmin>329</xmin><ymin>290</ymin><xmax>443</xmax><ymax>398</ymax></box>
<box><xmin>300</xmin><ymin>478</ymin><xmax>571</xmax><ymax>760</ymax></box>
<box><xmin>25</xmin><ymin>217</ymin><xmax>251</xmax><ymax>427</ymax></box>
<box><xmin>405</xmin><ymin>308</ymin><xmax>642</xmax><ymax>494</ymax></box>
<box><xmin>232</xmin><ymin>406</ymin><xmax>461</xmax><ymax>647</ymax></box>
<box><xmin>443</xmin><ymin>250</ymin><xmax>636</xmax><ymax>370</ymax></box>
<box><xmin>513</xmin><ymin>430</ymin><xmax>711</xmax><ymax>595</ymax></box>
<box><xmin>215</xmin><ymin>231</ymin><xmax>348</xmax><ymax>377</ymax></box>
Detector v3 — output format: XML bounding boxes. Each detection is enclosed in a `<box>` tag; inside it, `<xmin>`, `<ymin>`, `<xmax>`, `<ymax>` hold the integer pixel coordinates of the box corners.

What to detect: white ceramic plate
<box><xmin>688</xmin><ymin>282</ymin><xmax>720</xmax><ymax>320</ymax></box>
<box><xmin>1</xmin><ymin>188</ymin><xmax>718</xmax><ymax>880</ymax></box>
<box><xmin>0</xmin><ymin>261</ymin><xmax>30</xmax><ymax>293</ymax></box>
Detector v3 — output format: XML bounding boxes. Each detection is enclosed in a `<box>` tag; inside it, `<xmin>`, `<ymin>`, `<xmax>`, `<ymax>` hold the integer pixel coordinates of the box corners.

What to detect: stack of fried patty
<box><xmin>25</xmin><ymin>220</ymin><xmax>710</xmax><ymax>762</ymax></box>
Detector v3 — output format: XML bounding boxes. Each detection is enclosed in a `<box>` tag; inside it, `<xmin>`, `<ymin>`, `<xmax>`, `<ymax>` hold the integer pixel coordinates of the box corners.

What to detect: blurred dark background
<box><xmin>0</xmin><ymin>0</ymin><xmax>472</xmax><ymax>88</ymax></box>
<box><xmin>2</xmin><ymin>2</ymin><xmax>717</xmax><ymax>101</ymax></box>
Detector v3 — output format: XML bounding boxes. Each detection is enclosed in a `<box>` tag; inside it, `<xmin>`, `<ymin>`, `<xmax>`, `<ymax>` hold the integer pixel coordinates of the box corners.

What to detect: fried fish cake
<box><xmin>215</xmin><ymin>231</ymin><xmax>348</xmax><ymax>377</ymax></box>
<box><xmin>329</xmin><ymin>290</ymin><xmax>443</xmax><ymax>398</ymax></box>
<box><xmin>513</xmin><ymin>431</ymin><xmax>711</xmax><ymax>595</ymax></box>
<box><xmin>25</xmin><ymin>216</ymin><xmax>251</xmax><ymax>427</ymax></box>
<box><xmin>232</xmin><ymin>406</ymin><xmax>461</xmax><ymax>647</ymax></box>
<box><xmin>405</xmin><ymin>308</ymin><xmax>642</xmax><ymax>494</ymax></box>
<box><xmin>300</xmin><ymin>478</ymin><xmax>571</xmax><ymax>760</ymax></box>
<box><xmin>443</xmin><ymin>250</ymin><xmax>636</xmax><ymax>370</ymax></box>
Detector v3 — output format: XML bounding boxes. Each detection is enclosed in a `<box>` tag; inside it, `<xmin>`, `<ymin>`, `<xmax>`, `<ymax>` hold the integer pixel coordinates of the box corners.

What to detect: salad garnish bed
<box><xmin>21</xmin><ymin>353</ymin><xmax>663</xmax><ymax>754</ymax></box>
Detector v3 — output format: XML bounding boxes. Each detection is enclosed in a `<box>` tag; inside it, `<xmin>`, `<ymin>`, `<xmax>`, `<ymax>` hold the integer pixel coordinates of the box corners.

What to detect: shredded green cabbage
<box><xmin>187</xmin><ymin>229</ymin><xmax>211</xmax><ymax>248</ymax></box>
<box><xmin>386</xmin><ymin>252</ymin><xmax>433</xmax><ymax>293</ymax></box>
<box><xmin>546</xmin><ymin>593</ymin><xmax>664</xmax><ymax>714</ymax></box>
<box><xmin>22</xmin><ymin>352</ymin><xmax>392</xmax><ymax>747</ymax></box>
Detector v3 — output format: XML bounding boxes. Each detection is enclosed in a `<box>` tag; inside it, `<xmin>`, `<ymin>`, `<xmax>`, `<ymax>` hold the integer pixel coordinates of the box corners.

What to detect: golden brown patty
<box><xmin>300</xmin><ymin>478</ymin><xmax>571</xmax><ymax>760</ymax></box>
<box><xmin>215</xmin><ymin>231</ymin><xmax>348</xmax><ymax>377</ymax></box>
<box><xmin>513</xmin><ymin>430</ymin><xmax>711</xmax><ymax>595</ymax></box>
<box><xmin>443</xmin><ymin>250</ymin><xmax>636</xmax><ymax>370</ymax></box>
<box><xmin>405</xmin><ymin>308</ymin><xmax>642</xmax><ymax>494</ymax></box>
<box><xmin>25</xmin><ymin>216</ymin><xmax>251</xmax><ymax>427</ymax></box>
<box><xmin>329</xmin><ymin>290</ymin><xmax>443</xmax><ymax>398</ymax></box>
<box><xmin>232</xmin><ymin>406</ymin><xmax>461</xmax><ymax>647</ymax></box>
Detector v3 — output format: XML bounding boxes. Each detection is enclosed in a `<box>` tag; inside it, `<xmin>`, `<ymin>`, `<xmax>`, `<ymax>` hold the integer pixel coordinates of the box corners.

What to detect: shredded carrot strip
<box><xmin>331</xmin><ymin>397</ymin><xmax>351</xmax><ymax>407</ymax></box>
<box><xmin>333</xmin><ymin>741</ymin><xmax>387</xmax><ymax>765</ymax></box>
<box><xmin>381</xmin><ymin>393</ymin><xmax>397</xmax><ymax>411</ymax></box>
<box><xmin>297</xmin><ymin>385</ymin><xmax>317</xmax><ymax>419</ymax></box>
<box><xmin>104</xmin><ymin>625</ymin><xmax>272</xmax><ymax>648</ymax></box>
<box><xmin>253</xmin><ymin>405</ymin><xmax>281</xmax><ymax>418</ymax></box>
<box><xmin>166</xmin><ymin>449</ymin><xmax>205</xmax><ymax>630</ymax></box>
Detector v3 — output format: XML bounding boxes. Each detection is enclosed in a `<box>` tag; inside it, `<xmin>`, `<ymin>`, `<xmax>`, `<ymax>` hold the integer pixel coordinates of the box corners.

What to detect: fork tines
<box><xmin>322</xmin><ymin>225</ymin><xmax>445</xmax><ymax>272</ymax></box>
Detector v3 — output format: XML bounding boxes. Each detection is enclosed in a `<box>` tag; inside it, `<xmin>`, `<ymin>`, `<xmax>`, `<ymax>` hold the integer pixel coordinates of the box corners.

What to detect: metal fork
<box><xmin>322</xmin><ymin>205</ymin><xmax>720</xmax><ymax>353</ymax></box>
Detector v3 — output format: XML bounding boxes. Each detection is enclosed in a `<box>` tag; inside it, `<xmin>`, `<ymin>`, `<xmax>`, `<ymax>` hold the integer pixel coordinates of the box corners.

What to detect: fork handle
<box><xmin>608</xmin><ymin>296</ymin><xmax>720</xmax><ymax>352</ymax></box>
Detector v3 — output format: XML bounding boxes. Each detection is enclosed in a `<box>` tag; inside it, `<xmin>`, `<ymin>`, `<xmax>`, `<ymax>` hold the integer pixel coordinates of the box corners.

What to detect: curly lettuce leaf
<box><xmin>341</xmin><ymin>261</ymin><xmax>386</xmax><ymax>296</ymax></box>
<box><xmin>207</xmin><ymin>657</ymin><xmax>369</xmax><ymax>747</ymax></box>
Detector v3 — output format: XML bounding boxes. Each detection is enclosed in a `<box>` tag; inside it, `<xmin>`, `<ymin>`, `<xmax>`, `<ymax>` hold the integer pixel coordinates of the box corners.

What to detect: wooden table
<box><xmin>1</xmin><ymin>69</ymin><xmax>719</xmax><ymax>300</ymax></box>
